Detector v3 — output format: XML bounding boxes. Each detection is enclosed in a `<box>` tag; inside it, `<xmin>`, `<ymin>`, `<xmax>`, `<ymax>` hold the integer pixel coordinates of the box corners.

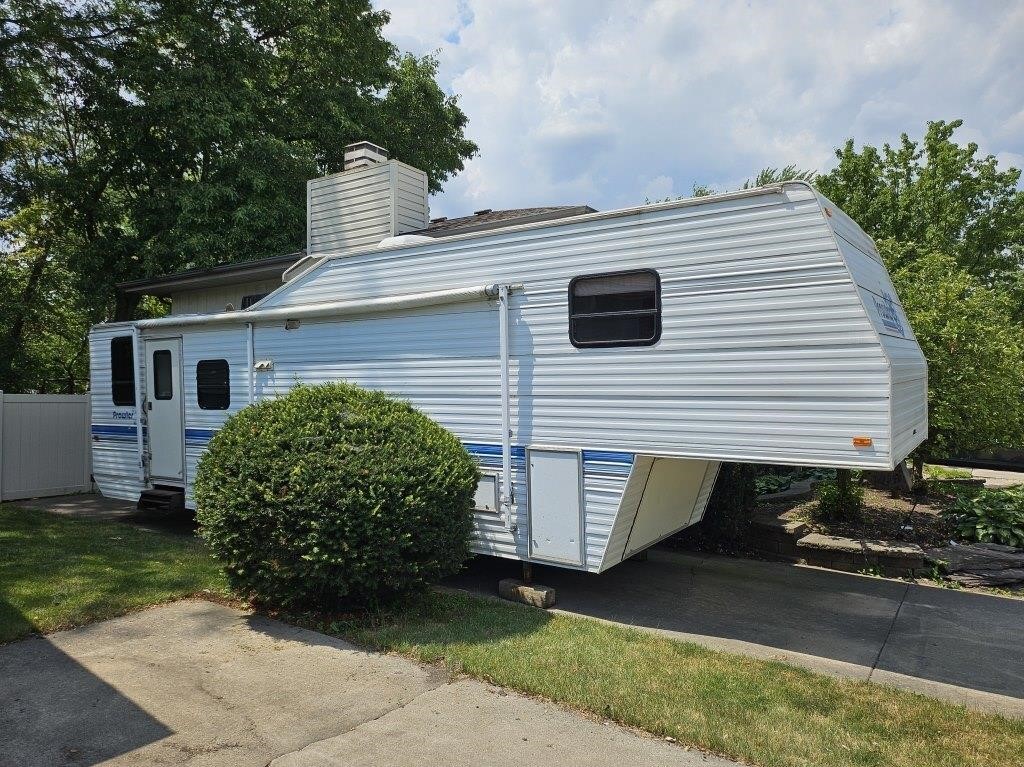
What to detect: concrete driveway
<box><xmin>17</xmin><ymin>495</ymin><xmax>1024</xmax><ymax>718</ymax></box>
<box><xmin>447</xmin><ymin>549</ymin><xmax>1024</xmax><ymax>717</ymax></box>
<box><xmin>0</xmin><ymin>600</ymin><xmax>733</xmax><ymax>767</ymax></box>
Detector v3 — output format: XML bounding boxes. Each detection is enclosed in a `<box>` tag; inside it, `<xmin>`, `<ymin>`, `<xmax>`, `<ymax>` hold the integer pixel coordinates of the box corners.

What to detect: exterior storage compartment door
<box><xmin>527</xmin><ymin>448</ymin><xmax>584</xmax><ymax>566</ymax></box>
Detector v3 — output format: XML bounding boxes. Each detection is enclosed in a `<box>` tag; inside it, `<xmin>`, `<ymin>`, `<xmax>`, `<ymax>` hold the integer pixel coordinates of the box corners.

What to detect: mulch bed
<box><xmin>785</xmin><ymin>488</ymin><xmax>957</xmax><ymax>549</ymax></box>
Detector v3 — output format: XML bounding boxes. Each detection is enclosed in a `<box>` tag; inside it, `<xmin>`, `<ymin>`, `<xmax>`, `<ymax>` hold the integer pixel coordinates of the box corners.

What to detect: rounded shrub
<box><xmin>194</xmin><ymin>383</ymin><xmax>478</xmax><ymax>610</ymax></box>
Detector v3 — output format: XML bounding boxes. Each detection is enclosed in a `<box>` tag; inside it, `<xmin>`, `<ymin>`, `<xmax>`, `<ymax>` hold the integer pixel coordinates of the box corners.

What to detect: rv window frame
<box><xmin>567</xmin><ymin>268</ymin><xmax>662</xmax><ymax>348</ymax></box>
<box><xmin>152</xmin><ymin>349</ymin><xmax>173</xmax><ymax>400</ymax></box>
<box><xmin>110</xmin><ymin>336</ymin><xmax>136</xmax><ymax>406</ymax></box>
<box><xmin>196</xmin><ymin>359</ymin><xmax>230</xmax><ymax>410</ymax></box>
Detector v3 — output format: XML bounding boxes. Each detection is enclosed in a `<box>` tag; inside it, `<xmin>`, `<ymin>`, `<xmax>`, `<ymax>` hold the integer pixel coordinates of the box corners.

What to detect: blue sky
<box><xmin>378</xmin><ymin>0</ymin><xmax>1024</xmax><ymax>219</ymax></box>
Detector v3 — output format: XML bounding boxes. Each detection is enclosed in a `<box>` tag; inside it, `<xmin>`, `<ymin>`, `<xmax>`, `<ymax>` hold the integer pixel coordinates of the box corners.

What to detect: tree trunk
<box><xmin>114</xmin><ymin>291</ymin><xmax>141</xmax><ymax>322</ymax></box>
<box><xmin>0</xmin><ymin>250</ymin><xmax>48</xmax><ymax>391</ymax></box>
<box><xmin>836</xmin><ymin>468</ymin><xmax>851</xmax><ymax>496</ymax></box>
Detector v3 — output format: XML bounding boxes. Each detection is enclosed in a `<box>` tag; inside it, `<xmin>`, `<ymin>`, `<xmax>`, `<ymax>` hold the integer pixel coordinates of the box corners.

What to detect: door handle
<box><xmin>147</xmin><ymin>401</ymin><xmax>153</xmax><ymax>411</ymax></box>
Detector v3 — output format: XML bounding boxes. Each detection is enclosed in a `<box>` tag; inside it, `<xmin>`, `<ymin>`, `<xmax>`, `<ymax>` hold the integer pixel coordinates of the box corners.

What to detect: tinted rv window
<box><xmin>110</xmin><ymin>336</ymin><xmax>136</xmax><ymax>406</ymax></box>
<box><xmin>153</xmin><ymin>350</ymin><xmax>173</xmax><ymax>400</ymax></box>
<box><xmin>568</xmin><ymin>269</ymin><xmax>661</xmax><ymax>347</ymax></box>
<box><xmin>197</xmin><ymin>359</ymin><xmax>230</xmax><ymax>410</ymax></box>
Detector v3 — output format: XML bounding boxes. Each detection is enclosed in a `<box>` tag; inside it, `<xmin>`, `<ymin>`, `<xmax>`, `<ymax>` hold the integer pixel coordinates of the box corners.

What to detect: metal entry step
<box><xmin>137</xmin><ymin>487</ymin><xmax>186</xmax><ymax>515</ymax></box>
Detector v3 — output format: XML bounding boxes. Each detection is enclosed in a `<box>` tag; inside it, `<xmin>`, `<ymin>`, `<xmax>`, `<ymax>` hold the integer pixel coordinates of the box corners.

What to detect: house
<box><xmin>117</xmin><ymin>142</ymin><xmax>595</xmax><ymax>316</ymax></box>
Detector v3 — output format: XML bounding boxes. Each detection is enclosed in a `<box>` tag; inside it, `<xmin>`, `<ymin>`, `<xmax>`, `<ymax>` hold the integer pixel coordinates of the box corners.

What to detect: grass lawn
<box><xmin>3</xmin><ymin>505</ymin><xmax>1022</xmax><ymax>766</ymax></box>
<box><xmin>0</xmin><ymin>504</ymin><xmax>227</xmax><ymax>643</ymax></box>
<box><xmin>333</xmin><ymin>590</ymin><xmax>1024</xmax><ymax>767</ymax></box>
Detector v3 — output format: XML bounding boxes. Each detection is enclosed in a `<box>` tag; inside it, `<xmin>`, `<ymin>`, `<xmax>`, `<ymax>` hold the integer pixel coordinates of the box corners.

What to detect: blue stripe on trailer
<box><xmin>581</xmin><ymin>450</ymin><xmax>634</xmax><ymax>466</ymax></box>
<box><xmin>91</xmin><ymin>424</ymin><xmax>142</xmax><ymax>442</ymax></box>
<box><xmin>462</xmin><ymin>442</ymin><xmax>635</xmax><ymax>473</ymax></box>
<box><xmin>185</xmin><ymin>428</ymin><xmax>217</xmax><ymax>445</ymax></box>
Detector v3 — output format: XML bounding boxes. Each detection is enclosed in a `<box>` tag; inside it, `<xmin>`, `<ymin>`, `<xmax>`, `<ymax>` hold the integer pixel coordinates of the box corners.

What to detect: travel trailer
<box><xmin>89</xmin><ymin>142</ymin><xmax>927</xmax><ymax>573</ymax></box>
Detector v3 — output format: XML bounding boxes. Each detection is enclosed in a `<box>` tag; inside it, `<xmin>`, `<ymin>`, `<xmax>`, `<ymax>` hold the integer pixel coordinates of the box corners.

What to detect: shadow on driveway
<box><xmin>0</xmin><ymin>602</ymin><xmax>172</xmax><ymax>766</ymax></box>
<box><xmin>446</xmin><ymin>548</ymin><xmax>1024</xmax><ymax>713</ymax></box>
<box><xmin>16</xmin><ymin>493</ymin><xmax>197</xmax><ymax>536</ymax></box>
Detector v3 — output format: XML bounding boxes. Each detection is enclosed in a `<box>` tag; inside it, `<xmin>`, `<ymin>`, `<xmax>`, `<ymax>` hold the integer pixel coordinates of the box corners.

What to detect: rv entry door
<box><xmin>144</xmin><ymin>338</ymin><xmax>185</xmax><ymax>482</ymax></box>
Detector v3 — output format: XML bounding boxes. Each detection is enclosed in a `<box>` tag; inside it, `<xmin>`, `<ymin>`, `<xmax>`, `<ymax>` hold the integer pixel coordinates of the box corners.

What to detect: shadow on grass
<box><xmin>242</xmin><ymin>585</ymin><xmax>554</xmax><ymax>659</ymax></box>
<box><xmin>445</xmin><ymin>551</ymin><xmax>1024</xmax><ymax>702</ymax></box>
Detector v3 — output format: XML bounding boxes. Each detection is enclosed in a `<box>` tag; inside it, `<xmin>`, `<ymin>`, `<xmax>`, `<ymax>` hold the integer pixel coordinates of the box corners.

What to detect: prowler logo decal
<box><xmin>873</xmin><ymin>291</ymin><xmax>905</xmax><ymax>337</ymax></box>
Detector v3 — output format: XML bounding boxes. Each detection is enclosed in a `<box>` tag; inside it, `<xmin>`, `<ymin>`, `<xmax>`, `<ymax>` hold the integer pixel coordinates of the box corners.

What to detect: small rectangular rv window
<box><xmin>197</xmin><ymin>359</ymin><xmax>230</xmax><ymax>410</ymax></box>
<box><xmin>153</xmin><ymin>350</ymin><xmax>173</xmax><ymax>400</ymax></box>
<box><xmin>110</xmin><ymin>336</ymin><xmax>136</xmax><ymax>406</ymax></box>
<box><xmin>568</xmin><ymin>269</ymin><xmax>661</xmax><ymax>348</ymax></box>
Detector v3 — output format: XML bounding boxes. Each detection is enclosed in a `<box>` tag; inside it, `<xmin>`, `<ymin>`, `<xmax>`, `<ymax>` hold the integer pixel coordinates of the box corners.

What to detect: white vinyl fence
<box><xmin>0</xmin><ymin>393</ymin><xmax>93</xmax><ymax>501</ymax></box>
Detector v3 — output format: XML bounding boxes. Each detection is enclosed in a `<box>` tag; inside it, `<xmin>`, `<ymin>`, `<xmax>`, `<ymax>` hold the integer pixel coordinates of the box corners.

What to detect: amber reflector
<box><xmin>852</xmin><ymin>436</ymin><xmax>873</xmax><ymax>447</ymax></box>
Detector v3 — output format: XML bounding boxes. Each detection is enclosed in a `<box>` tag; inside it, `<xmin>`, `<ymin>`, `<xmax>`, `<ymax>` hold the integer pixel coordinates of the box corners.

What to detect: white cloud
<box><xmin>377</xmin><ymin>0</ymin><xmax>1024</xmax><ymax>218</ymax></box>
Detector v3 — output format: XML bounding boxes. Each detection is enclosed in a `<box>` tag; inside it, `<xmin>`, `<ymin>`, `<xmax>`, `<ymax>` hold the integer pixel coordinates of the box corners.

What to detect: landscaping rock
<box><xmin>796</xmin><ymin>533</ymin><xmax>925</xmax><ymax>576</ymax></box>
<box><xmin>498</xmin><ymin>578</ymin><xmax>556</xmax><ymax>609</ymax></box>
<box><xmin>924</xmin><ymin>541</ymin><xmax>1024</xmax><ymax>587</ymax></box>
<box><xmin>748</xmin><ymin>511</ymin><xmax>809</xmax><ymax>561</ymax></box>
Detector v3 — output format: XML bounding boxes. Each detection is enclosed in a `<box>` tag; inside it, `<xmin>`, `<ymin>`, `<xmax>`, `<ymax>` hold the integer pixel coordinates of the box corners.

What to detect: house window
<box><xmin>196</xmin><ymin>359</ymin><xmax>230</xmax><ymax>410</ymax></box>
<box><xmin>111</xmin><ymin>336</ymin><xmax>136</xmax><ymax>406</ymax></box>
<box><xmin>240</xmin><ymin>293</ymin><xmax>268</xmax><ymax>309</ymax></box>
<box><xmin>153</xmin><ymin>350</ymin><xmax>173</xmax><ymax>400</ymax></box>
<box><xmin>568</xmin><ymin>269</ymin><xmax>661</xmax><ymax>348</ymax></box>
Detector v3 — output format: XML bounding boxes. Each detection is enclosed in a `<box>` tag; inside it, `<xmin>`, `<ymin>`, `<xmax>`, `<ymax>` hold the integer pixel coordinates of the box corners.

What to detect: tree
<box><xmin>887</xmin><ymin>250</ymin><xmax>1024</xmax><ymax>464</ymax></box>
<box><xmin>0</xmin><ymin>0</ymin><xmax>477</xmax><ymax>392</ymax></box>
<box><xmin>816</xmin><ymin>120</ymin><xmax>1024</xmax><ymax>463</ymax></box>
<box><xmin>816</xmin><ymin>120</ymin><xmax>1024</xmax><ymax>307</ymax></box>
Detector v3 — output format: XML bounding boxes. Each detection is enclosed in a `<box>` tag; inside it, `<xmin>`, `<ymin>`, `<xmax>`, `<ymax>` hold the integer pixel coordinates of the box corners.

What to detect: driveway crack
<box><xmin>868</xmin><ymin>581</ymin><xmax>911</xmax><ymax>681</ymax></box>
<box><xmin>264</xmin><ymin>679</ymin><xmax>450</xmax><ymax>767</ymax></box>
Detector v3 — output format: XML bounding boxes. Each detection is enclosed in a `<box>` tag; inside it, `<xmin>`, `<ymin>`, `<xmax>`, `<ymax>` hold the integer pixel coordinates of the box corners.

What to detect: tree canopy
<box><xmin>817</xmin><ymin>120</ymin><xmax>1024</xmax><ymax>309</ymax></box>
<box><xmin>0</xmin><ymin>0</ymin><xmax>477</xmax><ymax>392</ymax></box>
<box><xmin>817</xmin><ymin>120</ymin><xmax>1024</xmax><ymax>461</ymax></box>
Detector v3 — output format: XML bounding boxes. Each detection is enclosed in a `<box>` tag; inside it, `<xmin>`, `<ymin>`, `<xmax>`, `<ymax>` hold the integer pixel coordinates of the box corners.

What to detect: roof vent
<box><xmin>474</xmin><ymin>208</ymin><xmax>493</xmax><ymax>216</ymax></box>
<box><xmin>343</xmin><ymin>141</ymin><xmax>389</xmax><ymax>171</ymax></box>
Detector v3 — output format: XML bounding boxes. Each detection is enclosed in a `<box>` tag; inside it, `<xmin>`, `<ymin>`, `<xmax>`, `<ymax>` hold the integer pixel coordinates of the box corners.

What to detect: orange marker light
<box><xmin>852</xmin><ymin>436</ymin><xmax>873</xmax><ymax>448</ymax></box>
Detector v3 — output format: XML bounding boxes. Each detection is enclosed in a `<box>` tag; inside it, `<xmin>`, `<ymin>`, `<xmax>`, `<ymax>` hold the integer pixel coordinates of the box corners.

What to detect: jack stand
<box><xmin>522</xmin><ymin>562</ymin><xmax>533</xmax><ymax>585</ymax></box>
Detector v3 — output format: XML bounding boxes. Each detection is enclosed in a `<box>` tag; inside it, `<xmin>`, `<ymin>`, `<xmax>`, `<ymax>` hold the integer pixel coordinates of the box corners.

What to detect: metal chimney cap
<box><xmin>343</xmin><ymin>141</ymin><xmax>389</xmax><ymax>171</ymax></box>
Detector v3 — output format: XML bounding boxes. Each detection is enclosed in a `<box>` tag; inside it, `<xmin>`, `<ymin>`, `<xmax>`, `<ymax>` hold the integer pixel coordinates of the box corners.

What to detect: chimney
<box><xmin>305</xmin><ymin>141</ymin><xmax>429</xmax><ymax>256</ymax></box>
<box><xmin>343</xmin><ymin>141</ymin><xmax>389</xmax><ymax>171</ymax></box>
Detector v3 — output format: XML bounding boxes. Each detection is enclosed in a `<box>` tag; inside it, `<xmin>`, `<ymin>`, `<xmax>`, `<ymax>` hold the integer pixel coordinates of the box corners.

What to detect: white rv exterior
<box><xmin>89</xmin><ymin>177</ymin><xmax>927</xmax><ymax>573</ymax></box>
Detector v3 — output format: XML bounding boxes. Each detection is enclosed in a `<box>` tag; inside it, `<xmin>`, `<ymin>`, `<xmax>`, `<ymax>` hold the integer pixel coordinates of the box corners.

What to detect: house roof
<box><xmin>117</xmin><ymin>251</ymin><xmax>305</xmax><ymax>296</ymax></box>
<box><xmin>116</xmin><ymin>205</ymin><xmax>596</xmax><ymax>296</ymax></box>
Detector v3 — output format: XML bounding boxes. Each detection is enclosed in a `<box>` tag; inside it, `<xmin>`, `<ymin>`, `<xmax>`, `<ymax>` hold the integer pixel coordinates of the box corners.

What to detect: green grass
<box><xmin>332</xmin><ymin>590</ymin><xmax>1024</xmax><ymax>767</ymax></box>
<box><xmin>925</xmin><ymin>464</ymin><xmax>974</xmax><ymax>480</ymax></box>
<box><xmin>0</xmin><ymin>505</ymin><xmax>227</xmax><ymax>643</ymax></box>
<box><xmin>3</xmin><ymin>506</ymin><xmax>1022</xmax><ymax>766</ymax></box>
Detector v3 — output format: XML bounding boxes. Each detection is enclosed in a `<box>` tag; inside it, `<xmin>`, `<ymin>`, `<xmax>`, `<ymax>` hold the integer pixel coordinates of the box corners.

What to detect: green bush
<box><xmin>813</xmin><ymin>470</ymin><xmax>864</xmax><ymax>522</ymax></box>
<box><xmin>194</xmin><ymin>383</ymin><xmax>479</xmax><ymax>610</ymax></box>
<box><xmin>944</xmin><ymin>486</ymin><xmax>1024</xmax><ymax>548</ymax></box>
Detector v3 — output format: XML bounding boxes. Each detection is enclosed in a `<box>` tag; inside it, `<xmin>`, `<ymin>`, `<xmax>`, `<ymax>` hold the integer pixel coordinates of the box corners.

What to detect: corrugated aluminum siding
<box><xmin>820</xmin><ymin>194</ymin><xmax>928</xmax><ymax>461</ymax></box>
<box><xmin>261</xmin><ymin>185</ymin><xmax>902</xmax><ymax>468</ymax></box>
<box><xmin>88</xmin><ymin>324</ymin><xmax>146</xmax><ymax>502</ymax></box>
<box><xmin>180</xmin><ymin>326</ymin><xmax>250</xmax><ymax>506</ymax></box>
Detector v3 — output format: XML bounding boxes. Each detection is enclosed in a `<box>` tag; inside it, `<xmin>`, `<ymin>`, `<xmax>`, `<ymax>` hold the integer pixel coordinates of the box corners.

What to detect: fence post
<box><xmin>0</xmin><ymin>390</ymin><xmax>5</xmax><ymax>502</ymax></box>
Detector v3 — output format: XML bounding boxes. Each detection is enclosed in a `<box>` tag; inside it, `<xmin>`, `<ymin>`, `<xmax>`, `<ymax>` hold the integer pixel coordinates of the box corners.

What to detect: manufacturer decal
<box><xmin>112</xmin><ymin>410</ymin><xmax>135</xmax><ymax>420</ymax></box>
<box><xmin>872</xmin><ymin>291</ymin><xmax>905</xmax><ymax>337</ymax></box>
